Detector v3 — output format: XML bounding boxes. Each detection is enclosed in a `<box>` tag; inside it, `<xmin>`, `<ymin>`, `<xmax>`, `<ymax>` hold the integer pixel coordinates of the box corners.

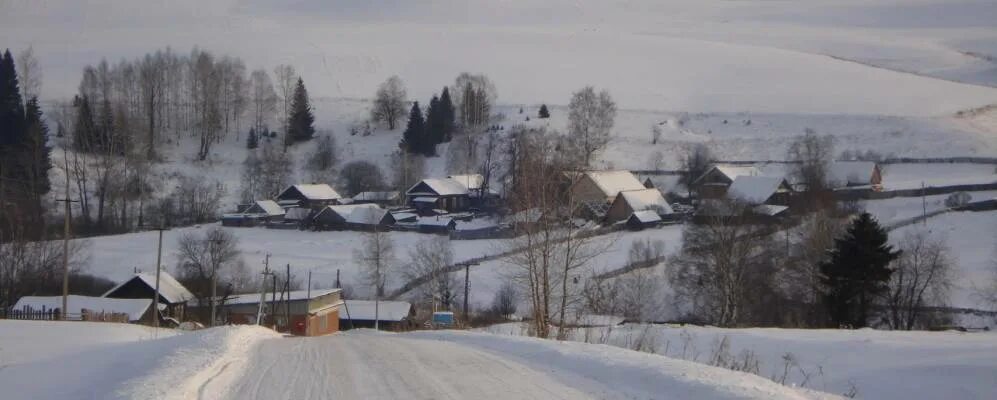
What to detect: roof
<box><xmin>629</xmin><ymin>210</ymin><xmax>663</xmax><ymax>223</ymax></box>
<box><xmin>829</xmin><ymin>161</ymin><xmax>877</xmax><ymax>186</ymax></box>
<box><xmin>342</xmin><ymin>300</ymin><xmax>412</xmax><ymax>321</ymax></box>
<box><xmin>282</xmin><ymin>184</ymin><xmax>341</xmax><ymax>201</ymax></box>
<box><xmin>249</xmin><ymin>200</ymin><xmax>284</xmax><ymax>216</ymax></box>
<box><xmin>103</xmin><ymin>271</ymin><xmax>194</xmax><ymax>304</ymax></box>
<box><xmin>447</xmin><ymin>174</ymin><xmax>484</xmax><ymax>191</ymax></box>
<box><xmin>14</xmin><ymin>295</ymin><xmax>151</xmax><ymax>321</ymax></box>
<box><xmin>419</xmin><ymin>217</ymin><xmax>455</xmax><ymax>226</ymax></box>
<box><xmin>581</xmin><ymin>170</ymin><xmax>646</xmax><ymax>197</ymax></box>
<box><xmin>352</xmin><ymin>191</ymin><xmax>400</xmax><ymax>202</ymax></box>
<box><xmin>641</xmin><ymin>175</ymin><xmax>685</xmax><ymax>194</ymax></box>
<box><xmin>618</xmin><ymin>189</ymin><xmax>674</xmax><ymax>214</ymax></box>
<box><xmin>726</xmin><ymin>175</ymin><xmax>788</xmax><ymax>204</ymax></box>
<box><xmin>317</xmin><ymin>204</ymin><xmax>390</xmax><ymax>224</ymax></box>
<box><xmin>695</xmin><ymin>165</ymin><xmax>761</xmax><ymax>184</ymax></box>
<box><xmin>284</xmin><ymin>207</ymin><xmax>312</xmax><ymax>221</ymax></box>
<box><xmin>753</xmin><ymin>204</ymin><xmax>789</xmax><ymax>216</ymax></box>
<box><xmin>223</xmin><ymin>288</ymin><xmax>341</xmax><ymax>306</ymax></box>
<box><xmin>407</xmin><ymin>178</ymin><xmax>469</xmax><ymax>196</ymax></box>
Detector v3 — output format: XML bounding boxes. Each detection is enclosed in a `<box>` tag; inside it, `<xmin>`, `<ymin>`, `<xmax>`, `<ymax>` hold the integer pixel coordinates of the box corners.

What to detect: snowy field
<box><xmin>861</xmin><ymin>190</ymin><xmax>997</xmax><ymax>226</ymax></box>
<box><xmin>483</xmin><ymin>323</ymin><xmax>997</xmax><ymax>400</ymax></box>
<box><xmin>0</xmin><ymin>321</ymin><xmax>840</xmax><ymax>400</ymax></box>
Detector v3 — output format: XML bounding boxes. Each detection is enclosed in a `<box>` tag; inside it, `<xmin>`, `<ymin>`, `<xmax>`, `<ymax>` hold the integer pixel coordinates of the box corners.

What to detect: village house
<box><xmin>213</xmin><ymin>288</ymin><xmax>344</xmax><ymax>336</ymax></box>
<box><xmin>340</xmin><ymin>300</ymin><xmax>414</xmax><ymax>331</ymax></box>
<box><xmin>312</xmin><ymin>204</ymin><xmax>395</xmax><ymax>231</ymax></box>
<box><xmin>222</xmin><ymin>200</ymin><xmax>286</xmax><ymax>227</ymax></box>
<box><xmin>352</xmin><ymin>191</ymin><xmax>400</xmax><ymax>206</ymax></box>
<box><xmin>10</xmin><ymin>295</ymin><xmax>153</xmax><ymax>323</ymax></box>
<box><xmin>276</xmin><ymin>184</ymin><xmax>342</xmax><ymax>209</ymax></box>
<box><xmin>692</xmin><ymin>165</ymin><xmax>762</xmax><ymax>198</ymax></box>
<box><xmin>405</xmin><ymin>177</ymin><xmax>472</xmax><ymax>213</ymax></box>
<box><xmin>828</xmin><ymin>161</ymin><xmax>883</xmax><ymax>190</ymax></box>
<box><xmin>569</xmin><ymin>170</ymin><xmax>647</xmax><ymax>205</ymax></box>
<box><xmin>605</xmin><ymin>188</ymin><xmax>674</xmax><ymax>223</ymax></box>
<box><xmin>725</xmin><ymin>175</ymin><xmax>794</xmax><ymax>206</ymax></box>
<box><xmin>103</xmin><ymin>271</ymin><xmax>194</xmax><ymax>324</ymax></box>
<box><xmin>626</xmin><ymin>210</ymin><xmax>663</xmax><ymax>230</ymax></box>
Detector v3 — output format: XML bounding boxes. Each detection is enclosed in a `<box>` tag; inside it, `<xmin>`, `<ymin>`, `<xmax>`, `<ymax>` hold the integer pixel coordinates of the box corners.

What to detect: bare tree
<box><xmin>651</xmin><ymin>123</ymin><xmax>663</xmax><ymax>145</ymax></box>
<box><xmin>453</xmin><ymin>73</ymin><xmax>497</xmax><ymax>129</ymax></box>
<box><xmin>567</xmin><ymin>86</ymin><xmax>616</xmax><ymax>168</ymax></box>
<box><xmin>978</xmin><ymin>244</ymin><xmax>997</xmax><ymax>311</ymax></box>
<box><xmin>681</xmin><ymin>143</ymin><xmax>712</xmax><ymax>196</ymax></box>
<box><xmin>171</xmin><ymin>174</ymin><xmax>225</xmax><ymax>224</ymax></box>
<box><xmin>669</xmin><ymin>200</ymin><xmax>777</xmax><ymax>327</ymax></box>
<box><xmin>354</xmin><ymin>223</ymin><xmax>395</xmax><ymax>298</ymax></box>
<box><xmin>490</xmin><ymin>282</ymin><xmax>518</xmax><ymax>316</ymax></box>
<box><xmin>389</xmin><ymin>150</ymin><xmax>426</xmax><ymax>197</ymax></box>
<box><xmin>250</xmin><ymin>69</ymin><xmax>278</xmax><ymax>135</ymax></box>
<box><xmin>175</xmin><ymin>227</ymin><xmax>241</xmax><ymax>323</ymax></box>
<box><xmin>258</xmin><ymin>142</ymin><xmax>293</xmax><ymax>198</ymax></box>
<box><xmin>787</xmin><ymin>129</ymin><xmax>835</xmax><ymax>205</ymax></box>
<box><xmin>138</xmin><ymin>51</ymin><xmax>166</xmax><ymax>158</ymax></box>
<box><xmin>304</xmin><ymin>134</ymin><xmax>338</xmax><ymax>184</ymax></box>
<box><xmin>273</xmin><ymin>64</ymin><xmax>298</xmax><ymax>144</ymax></box>
<box><xmin>478</xmin><ymin>131</ymin><xmax>501</xmax><ymax>198</ymax></box>
<box><xmin>885</xmin><ymin>229</ymin><xmax>953</xmax><ymax>330</ymax></box>
<box><xmin>16</xmin><ymin>46</ymin><xmax>41</xmax><ymax>107</ymax></box>
<box><xmin>339</xmin><ymin>160</ymin><xmax>385</xmax><ymax>196</ymax></box>
<box><xmin>191</xmin><ymin>50</ymin><xmax>223</xmax><ymax>160</ymax></box>
<box><xmin>407</xmin><ymin>237</ymin><xmax>459</xmax><ymax>311</ymax></box>
<box><xmin>0</xmin><ymin>228</ymin><xmax>90</xmax><ymax>308</ymax></box>
<box><xmin>370</xmin><ymin>76</ymin><xmax>407</xmax><ymax>130</ymax></box>
<box><xmin>239</xmin><ymin>150</ymin><xmax>265</xmax><ymax>203</ymax></box>
<box><xmin>781</xmin><ymin>209</ymin><xmax>848</xmax><ymax>326</ymax></box>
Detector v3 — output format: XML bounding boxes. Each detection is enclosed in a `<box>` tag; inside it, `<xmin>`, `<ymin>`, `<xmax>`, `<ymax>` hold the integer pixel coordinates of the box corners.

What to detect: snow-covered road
<box><xmin>217</xmin><ymin>333</ymin><xmax>595</xmax><ymax>400</ymax></box>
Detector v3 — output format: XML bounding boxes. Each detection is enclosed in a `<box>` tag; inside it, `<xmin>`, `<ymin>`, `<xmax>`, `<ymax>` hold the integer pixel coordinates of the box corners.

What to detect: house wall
<box><xmin>104</xmin><ymin>280</ymin><xmax>186</xmax><ymax>322</ymax></box>
<box><xmin>571</xmin><ymin>176</ymin><xmax>612</xmax><ymax>204</ymax></box>
<box><xmin>605</xmin><ymin>197</ymin><xmax>635</xmax><ymax>223</ymax></box>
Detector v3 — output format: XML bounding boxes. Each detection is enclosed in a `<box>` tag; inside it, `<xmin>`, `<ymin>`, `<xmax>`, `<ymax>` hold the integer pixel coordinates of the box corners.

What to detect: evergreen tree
<box><xmin>538</xmin><ymin>104</ymin><xmax>550</xmax><ymax>119</ymax></box>
<box><xmin>0</xmin><ymin>49</ymin><xmax>25</xmax><ymax>147</ymax></box>
<box><xmin>286</xmin><ymin>77</ymin><xmax>315</xmax><ymax>144</ymax></box>
<box><xmin>820</xmin><ymin>213</ymin><xmax>900</xmax><ymax>328</ymax></box>
<box><xmin>21</xmin><ymin>97</ymin><xmax>51</xmax><ymax>198</ymax></box>
<box><xmin>439</xmin><ymin>86</ymin><xmax>455</xmax><ymax>142</ymax></box>
<box><xmin>72</xmin><ymin>95</ymin><xmax>98</xmax><ymax>151</ymax></box>
<box><xmin>424</xmin><ymin>94</ymin><xmax>443</xmax><ymax>149</ymax></box>
<box><xmin>400</xmin><ymin>102</ymin><xmax>428</xmax><ymax>155</ymax></box>
<box><xmin>246</xmin><ymin>127</ymin><xmax>259</xmax><ymax>149</ymax></box>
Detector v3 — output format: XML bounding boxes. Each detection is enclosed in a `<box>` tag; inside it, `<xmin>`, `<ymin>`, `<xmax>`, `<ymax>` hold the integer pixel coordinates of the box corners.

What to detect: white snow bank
<box><xmin>482</xmin><ymin>323</ymin><xmax>997</xmax><ymax>400</ymax></box>
<box><xmin>0</xmin><ymin>320</ymin><xmax>175</xmax><ymax>366</ymax></box>
<box><xmin>406</xmin><ymin>330</ymin><xmax>839</xmax><ymax>400</ymax></box>
<box><xmin>0</xmin><ymin>323</ymin><xmax>278</xmax><ymax>400</ymax></box>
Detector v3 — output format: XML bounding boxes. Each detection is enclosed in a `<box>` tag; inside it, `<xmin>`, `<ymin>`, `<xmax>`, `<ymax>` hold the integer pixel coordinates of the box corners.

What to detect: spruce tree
<box><xmin>21</xmin><ymin>97</ymin><xmax>51</xmax><ymax>198</ymax></box>
<box><xmin>400</xmin><ymin>102</ymin><xmax>427</xmax><ymax>155</ymax></box>
<box><xmin>247</xmin><ymin>127</ymin><xmax>259</xmax><ymax>149</ymax></box>
<box><xmin>0</xmin><ymin>49</ymin><xmax>25</xmax><ymax>147</ymax></box>
<box><xmin>287</xmin><ymin>77</ymin><xmax>315</xmax><ymax>144</ymax></box>
<box><xmin>820</xmin><ymin>213</ymin><xmax>900</xmax><ymax>328</ymax></box>
<box><xmin>425</xmin><ymin>94</ymin><xmax>443</xmax><ymax>149</ymax></box>
<box><xmin>538</xmin><ymin>104</ymin><xmax>550</xmax><ymax>119</ymax></box>
<box><xmin>439</xmin><ymin>86</ymin><xmax>455</xmax><ymax>142</ymax></box>
<box><xmin>73</xmin><ymin>95</ymin><xmax>98</xmax><ymax>151</ymax></box>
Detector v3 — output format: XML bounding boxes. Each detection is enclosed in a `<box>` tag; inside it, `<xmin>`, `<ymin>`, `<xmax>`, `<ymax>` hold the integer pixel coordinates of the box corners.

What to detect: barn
<box><xmin>313</xmin><ymin>204</ymin><xmax>395</xmax><ymax>231</ymax></box>
<box><xmin>692</xmin><ymin>165</ymin><xmax>762</xmax><ymax>198</ymax></box>
<box><xmin>725</xmin><ymin>175</ymin><xmax>794</xmax><ymax>206</ymax></box>
<box><xmin>568</xmin><ymin>170</ymin><xmax>646</xmax><ymax>205</ymax></box>
<box><xmin>103</xmin><ymin>271</ymin><xmax>194</xmax><ymax>324</ymax></box>
<box><xmin>606</xmin><ymin>188</ymin><xmax>674</xmax><ymax>223</ymax></box>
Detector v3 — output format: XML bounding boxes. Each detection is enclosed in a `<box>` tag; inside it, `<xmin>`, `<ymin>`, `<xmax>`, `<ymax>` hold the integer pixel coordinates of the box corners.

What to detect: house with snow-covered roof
<box><xmin>725</xmin><ymin>175</ymin><xmax>793</xmax><ymax>206</ymax></box>
<box><xmin>693</xmin><ymin>165</ymin><xmax>762</xmax><ymax>198</ymax></box>
<box><xmin>313</xmin><ymin>204</ymin><xmax>395</xmax><ymax>231</ymax></box>
<box><xmin>569</xmin><ymin>170</ymin><xmax>647</xmax><ymax>205</ymax></box>
<box><xmin>406</xmin><ymin>177</ymin><xmax>473</xmax><ymax>213</ymax></box>
<box><xmin>340</xmin><ymin>300</ymin><xmax>414</xmax><ymax>331</ymax></box>
<box><xmin>276</xmin><ymin>184</ymin><xmax>342</xmax><ymax>209</ymax></box>
<box><xmin>606</xmin><ymin>188</ymin><xmax>674</xmax><ymax>223</ymax></box>
<box><xmin>209</xmin><ymin>288</ymin><xmax>343</xmax><ymax>336</ymax></box>
<box><xmin>103</xmin><ymin>271</ymin><xmax>194</xmax><ymax>324</ymax></box>
<box><xmin>828</xmin><ymin>161</ymin><xmax>882</xmax><ymax>190</ymax></box>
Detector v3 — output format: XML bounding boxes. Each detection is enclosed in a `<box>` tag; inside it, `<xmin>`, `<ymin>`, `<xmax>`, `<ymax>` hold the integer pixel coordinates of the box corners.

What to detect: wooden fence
<box><xmin>1</xmin><ymin>306</ymin><xmax>129</xmax><ymax>323</ymax></box>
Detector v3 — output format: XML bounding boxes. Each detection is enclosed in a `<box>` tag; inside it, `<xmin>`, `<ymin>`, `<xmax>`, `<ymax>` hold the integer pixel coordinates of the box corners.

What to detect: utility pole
<box><xmin>208</xmin><ymin>237</ymin><xmax>225</xmax><ymax>327</ymax></box>
<box><xmin>305</xmin><ymin>270</ymin><xmax>312</xmax><ymax>336</ymax></box>
<box><xmin>55</xmin><ymin>159</ymin><xmax>78</xmax><ymax>321</ymax></box>
<box><xmin>150</xmin><ymin>224</ymin><xmax>169</xmax><ymax>333</ymax></box>
<box><xmin>256</xmin><ymin>253</ymin><xmax>271</xmax><ymax>326</ymax></box>
<box><xmin>921</xmin><ymin>181</ymin><xmax>927</xmax><ymax>225</ymax></box>
<box><xmin>285</xmin><ymin>263</ymin><xmax>291</xmax><ymax>332</ymax></box>
<box><xmin>456</xmin><ymin>261</ymin><xmax>479</xmax><ymax>326</ymax></box>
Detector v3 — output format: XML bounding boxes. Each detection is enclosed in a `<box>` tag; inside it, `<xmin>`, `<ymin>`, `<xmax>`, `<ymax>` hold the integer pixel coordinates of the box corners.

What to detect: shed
<box><xmin>103</xmin><ymin>271</ymin><xmax>193</xmax><ymax>323</ymax></box>
<box><xmin>13</xmin><ymin>295</ymin><xmax>153</xmax><ymax>323</ymax></box>
<box><xmin>626</xmin><ymin>210</ymin><xmax>662</xmax><ymax>230</ymax></box>
<box><xmin>606</xmin><ymin>188</ymin><xmax>674</xmax><ymax>223</ymax></box>
<box><xmin>340</xmin><ymin>300</ymin><xmax>414</xmax><ymax>331</ymax></box>
<box><xmin>276</xmin><ymin>184</ymin><xmax>342</xmax><ymax>209</ymax></box>
<box><xmin>418</xmin><ymin>217</ymin><xmax>457</xmax><ymax>234</ymax></box>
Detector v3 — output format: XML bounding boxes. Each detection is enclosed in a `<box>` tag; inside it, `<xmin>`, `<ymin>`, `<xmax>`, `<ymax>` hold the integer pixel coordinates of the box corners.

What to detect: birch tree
<box><xmin>567</xmin><ymin>86</ymin><xmax>616</xmax><ymax>168</ymax></box>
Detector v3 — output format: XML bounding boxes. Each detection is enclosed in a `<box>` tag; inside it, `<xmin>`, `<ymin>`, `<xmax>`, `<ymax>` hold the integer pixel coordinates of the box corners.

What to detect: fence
<box><xmin>835</xmin><ymin>182</ymin><xmax>997</xmax><ymax>201</ymax></box>
<box><xmin>1</xmin><ymin>306</ymin><xmax>130</xmax><ymax>323</ymax></box>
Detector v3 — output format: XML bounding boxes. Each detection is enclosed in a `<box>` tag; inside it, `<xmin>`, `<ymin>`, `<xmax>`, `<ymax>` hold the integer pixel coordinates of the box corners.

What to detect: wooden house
<box><xmin>405</xmin><ymin>178</ymin><xmax>471</xmax><ymax>213</ymax></box>
<box><xmin>102</xmin><ymin>272</ymin><xmax>194</xmax><ymax>324</ymax></box>
<box><xmin>606</xmin><ymin>188</ymin><xmax>674</xmax><ymax>223</ymax></box>
<box><xmin>724</xmin><ymin>175</ymin><xmax>794</xmax><ymax>206</ymax></box>
<box><xmin>312</xmin><ymin>204</ymin><xmax>395</xmax><ymax>231</ymax></box>
<box><xmin>276</xmin><ymin>184</ymin><xmax>342</xmax><ymax>209</ymax></box>
<box><xmin>692</xmin><ymin>165</ymin><xmax>761</xmax><ymax>198</ymax></box>
<box><xmin>828</xmin><ymin>161</ymin><xmax>883</xmax><ymax>191</ymax></box>
<box><xmin>568</xmin><ymin>170</ymin><xmax>646</xmax><ymax>205</ymax></box>
<box><xmin>213</xmin><ymin>289</ymin><xmax>343</xmax><ymax>336</ymax></box>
